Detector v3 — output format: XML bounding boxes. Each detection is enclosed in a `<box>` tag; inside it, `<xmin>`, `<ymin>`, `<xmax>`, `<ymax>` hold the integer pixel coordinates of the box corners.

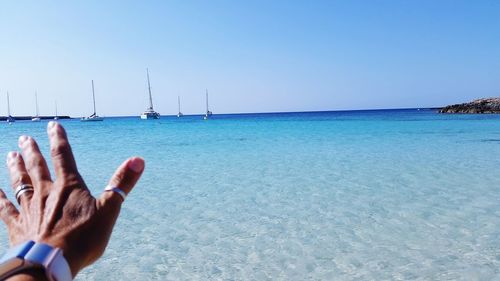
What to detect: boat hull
<box><xmin>140</xmin><ymin>112</ymin><xmax>160</xmax><ymax>119</ymax></box>
<box><xmin>81</xmin><ymin>117</ymin><xmax>104</xmax><ymax>121</ymax></box>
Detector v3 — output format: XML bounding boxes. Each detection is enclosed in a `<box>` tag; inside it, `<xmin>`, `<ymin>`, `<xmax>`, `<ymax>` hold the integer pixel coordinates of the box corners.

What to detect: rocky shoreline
<box><xmin>439</xmin><ymin>98</ymin><xmax>500</xmax><ymax>114</ymax></box>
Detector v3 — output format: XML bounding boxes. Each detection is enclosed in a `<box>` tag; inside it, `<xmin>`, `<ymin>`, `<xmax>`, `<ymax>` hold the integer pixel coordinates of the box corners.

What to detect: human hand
<box><xmin>0</xmin><ymin>121</ymin><xmax>145</xmax><ymax>278</ymax></box>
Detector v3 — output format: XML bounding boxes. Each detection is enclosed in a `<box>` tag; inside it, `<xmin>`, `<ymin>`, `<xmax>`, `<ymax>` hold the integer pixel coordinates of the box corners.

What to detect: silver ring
<box><xmin>104</xmin><ymin>185</ymin><xmax>126</xmax><ymax>202</ymax></box>
<box><xmin>15</xmin><ymin>184</ymin><xmax>34</xmax><ymax>204</ymax></box>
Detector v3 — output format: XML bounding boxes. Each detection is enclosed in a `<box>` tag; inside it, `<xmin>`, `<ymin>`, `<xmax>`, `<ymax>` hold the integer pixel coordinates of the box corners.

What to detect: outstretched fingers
<box><xmin>98</xmin><ymin>157</ymin><xmax>145</xmax><ymax>209</ymax></box>
<box><xmin>47</xmin><ymin>121</ymin><xmax>79</xmax><ymax>181</ymax></box>
<box><xmin>18</xmin><ymin>135</ymin><xmax>51</xmax><ymax>184</ymax></box>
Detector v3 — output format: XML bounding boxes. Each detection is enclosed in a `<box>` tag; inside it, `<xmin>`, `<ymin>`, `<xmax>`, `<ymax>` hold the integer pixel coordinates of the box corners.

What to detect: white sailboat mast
<box><xmin>92</xmin><ymin>80</ymin><xmax>97</xmax><ymax>115</ymax></box>
<box><xmin>206</xmin><ymin>89</ymin><xmax>209</xmax><ymax>113</ymax></box>
<box><xmin>35</xmin><ymin>91</ymin><xmax>39</xmax><ymax>117</ymax></box>
<box><xmin>147</xmin><ymin>68</ymin><xmax>154</xmax><ymax>110</ymax></box>
<box><xmin>178</xmin><ymin>96</ymin><xmax>181</xmax><ymax>113</ymax></box>
<box><xmin>7</xmin><ymin>92</ymin><xmax>11</xmax><ymax>116</ymax></box>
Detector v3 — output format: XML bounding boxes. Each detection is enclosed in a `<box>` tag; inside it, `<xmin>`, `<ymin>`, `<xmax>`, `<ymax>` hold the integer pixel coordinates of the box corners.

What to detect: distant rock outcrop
<box><xmin>439</xmin><ymin>98</ymin><xmax>500</xmax><ymax>114</ymax></box>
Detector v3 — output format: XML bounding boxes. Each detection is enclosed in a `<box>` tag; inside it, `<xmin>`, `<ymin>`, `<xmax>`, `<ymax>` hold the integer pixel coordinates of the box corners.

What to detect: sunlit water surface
<box><xmin>0</xmin><ymin>110</ymin><xmax>499</xmax><ymax>280</ymax></box>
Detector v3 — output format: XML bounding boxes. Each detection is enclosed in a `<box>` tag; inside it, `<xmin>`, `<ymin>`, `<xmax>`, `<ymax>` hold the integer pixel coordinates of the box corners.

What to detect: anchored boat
<box><xmin>140</xmin><ymin>68</ymin><xmax>160</xmax><ymax>119</ymax></box>
<box><xmin>81</xmin><ymin>80</ymin><xmax>104</xmax><ymax>121</ymax></box>
<box><xmin>54</xmin><ymin>101</ymin><xmax>59</xmax><ymax>120</ymax></box>
<box><xmin>6</xmin><ymin>92</ymin><xmax>15</xmax><ymax>123</ymax></box>
<box><xmin>31</xmin><ymin>91</ymin><xmax>41</xmax><ymax>122</ymax></box>
<box><xmin>203</xmin><ymin>89</ymin><xmax>212</xmax><ymax>120</ymax></box>
<box><xmin>177</xmin><ymin>96</ymin><xmax>183</xmax><ymax>117</ymax></box>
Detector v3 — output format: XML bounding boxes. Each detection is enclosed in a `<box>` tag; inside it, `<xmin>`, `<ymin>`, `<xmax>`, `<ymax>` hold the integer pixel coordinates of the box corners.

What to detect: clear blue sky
<box><xmin>0</xmin><ymin>0</ymin><xmax>498</xmax><ymax>116</ymax></box>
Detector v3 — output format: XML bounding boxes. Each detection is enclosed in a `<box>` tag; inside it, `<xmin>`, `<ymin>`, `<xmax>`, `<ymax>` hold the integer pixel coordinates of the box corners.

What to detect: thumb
<box><xmin>99</xmin><ymin>157</ymin><xmax>145</xmax><ymax>207</ymax></box>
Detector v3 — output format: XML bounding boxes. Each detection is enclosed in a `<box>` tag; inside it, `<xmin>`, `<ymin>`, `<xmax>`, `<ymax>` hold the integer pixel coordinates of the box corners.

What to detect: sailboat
<box><xmin>6</xmin><ymin>92</ymin><xmax>15</xmax><ymax>123</ymax></box>
<box><xmin>177</xmin><ymin>96</ymin><xmax>183</xmax><ymax>117</ymax></box>
<box><xmin>140</xmin><ymin>68</ymin><xmax>160</xmax><ymax>119</ymax></box>
<box><xmin>81</xmin><ymin>80</ymin><xmax>104</xmax><ymax>121</ymax></box>
<box><xmin>203</xmin><ymin>89</ymin><xmax>212</xmax><ymax>120</ymax></box>
<box><xmin>54</xmin><ymin>101</ymin><xmax>59</xmax><ymax>120</ymax></box>
<box><xmin>31</xmin><ymin>91</ymin><xmax>41</xmax><ymax>122</ymax></box>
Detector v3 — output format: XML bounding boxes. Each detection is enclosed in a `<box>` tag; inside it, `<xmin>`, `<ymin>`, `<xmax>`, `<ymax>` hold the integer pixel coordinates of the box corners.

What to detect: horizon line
<box><xmin>1</xmin><ymin>106</ymin><xmax>441</xmax><ymax>120</ymax></box>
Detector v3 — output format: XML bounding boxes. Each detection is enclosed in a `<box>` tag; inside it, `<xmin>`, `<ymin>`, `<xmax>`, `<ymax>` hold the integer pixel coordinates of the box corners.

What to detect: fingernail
<box><xmin>18</xmin><ymin>135</ymin><xmax>29</xmax><ymax>146</ymax></box>
<box><xmin>7</xmin><ymin>151</ymin><xmax>17</xmax><ymax>158</ymax></box>
<box><xmin>128</xmin><ymin>158</ymin><xmax>144</xmax><ymax>173</ymax></box>
<box><xmin>48</xmin><ymin>121</ymin><xmax>57</xmax><ymax>130</ymax></box>
<box><xmin>6</xmin><ymin>151</ymin><xmax>17</xmax><ymax>162</ymax></box>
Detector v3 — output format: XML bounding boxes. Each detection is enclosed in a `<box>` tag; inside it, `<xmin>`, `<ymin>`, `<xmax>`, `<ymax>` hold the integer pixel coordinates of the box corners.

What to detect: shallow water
<box><xmin>0</xmin><ymin>109</ymin><xmax>499</xmax><ymax>280</ymax></box>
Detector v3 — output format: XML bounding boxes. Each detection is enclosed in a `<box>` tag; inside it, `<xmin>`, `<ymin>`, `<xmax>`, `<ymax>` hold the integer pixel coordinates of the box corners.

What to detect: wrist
<box><xmin>6</xmin><ymin>268</ymin><xmax>49</xmax><ymax>281</ymax></box>
<box><xmin>0</xmin><ymin>240</ymin><xmax>73</xmax><ymax>281</ymax></box>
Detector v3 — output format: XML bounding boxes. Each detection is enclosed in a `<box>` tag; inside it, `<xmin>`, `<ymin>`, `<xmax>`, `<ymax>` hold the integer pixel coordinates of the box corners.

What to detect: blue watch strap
<box><xmin>0</xmin><ymin>241</ymin><xmax>35</xmax><ymax>279</ymax></box>
<box><xmin>0</xmin><ymin>241</ymin><xmax>72</xmax><ymax>281</ymax></box>
<box><xmin>24</xmin><ymin>243</ymin><xmax>54</xmax><ymax>265</ymax></box>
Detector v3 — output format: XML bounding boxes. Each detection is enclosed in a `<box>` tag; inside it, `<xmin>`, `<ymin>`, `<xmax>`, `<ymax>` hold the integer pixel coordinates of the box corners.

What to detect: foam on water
<box><xmin>0</xmin><ymin>110</ymin><xmax>499</xmax><ymax>280</ymax></box>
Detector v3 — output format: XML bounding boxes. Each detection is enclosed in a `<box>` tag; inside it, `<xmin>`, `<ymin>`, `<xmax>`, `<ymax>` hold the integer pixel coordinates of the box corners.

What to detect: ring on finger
<box><xmin>15</xmin><ymin>184</ymin><xmax>34</xmax><ymax>204</ymax></box>
<box><xmin>104</xmin><ymin>185</ymin><xmax>126</xmax><ymax>202</ymax></box>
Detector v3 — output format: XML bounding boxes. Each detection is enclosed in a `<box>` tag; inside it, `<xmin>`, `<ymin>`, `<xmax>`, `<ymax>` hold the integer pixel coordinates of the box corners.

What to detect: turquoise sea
<box><xmin>0</xmin><ymin>109</ymin><xmax>499</xmax><ymax>280</ymax></box>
